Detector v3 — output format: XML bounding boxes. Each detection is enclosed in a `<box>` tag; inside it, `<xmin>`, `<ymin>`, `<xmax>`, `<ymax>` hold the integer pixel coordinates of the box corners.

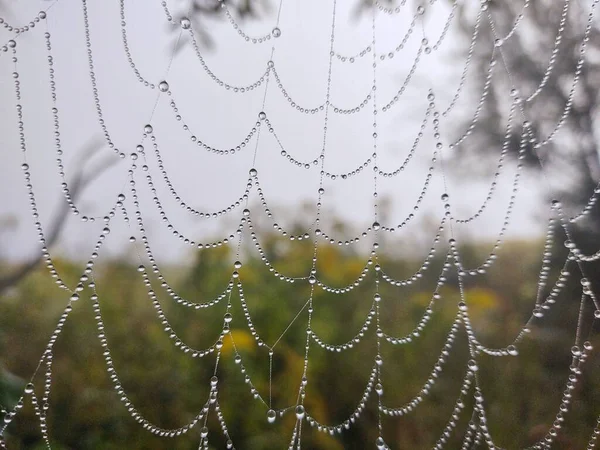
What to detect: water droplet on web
<box><xmin>158</xmin><ymin>81</ymin><xmax>169</xmax><ymax>92</ymax></box>
<box><xmin>467</xmin><ymin>359</ymin><xmax>478</xmax><ymax>372</ymax></box>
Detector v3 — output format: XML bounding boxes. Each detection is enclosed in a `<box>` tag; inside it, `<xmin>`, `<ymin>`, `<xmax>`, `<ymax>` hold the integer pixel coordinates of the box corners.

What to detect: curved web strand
<box><xmin>380</xmin><ymin>317</ymin><xmax>461</xmax><ymax>416</ymax></box>
<box><xmin>0</xmin><ymin>9</ymin><xmax>49</xmax><ymax>34</ymax></box>
<box><xmin>304</xmin><ymin>364</ymin><xmax>377</xmax><ymax>433</ymax></box>
<box><xmin>89</xmin><ymin>287</ymin><xmax>213</xmax><ymax>436</ymax></box>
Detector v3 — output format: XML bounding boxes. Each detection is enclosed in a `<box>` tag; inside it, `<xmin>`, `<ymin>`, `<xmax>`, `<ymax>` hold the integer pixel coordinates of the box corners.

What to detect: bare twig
<box><xmin>0</xmin><ymin>139</ymin><xmax>117</xmax><ymax>295</ymax></box>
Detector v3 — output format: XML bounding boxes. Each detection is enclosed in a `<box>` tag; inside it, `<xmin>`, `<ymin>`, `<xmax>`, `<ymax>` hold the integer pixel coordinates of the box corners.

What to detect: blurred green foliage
<box><xmin>1</xmin><ymin>228</ymin><xmax>599</xmax><ymax>449</ymax></box>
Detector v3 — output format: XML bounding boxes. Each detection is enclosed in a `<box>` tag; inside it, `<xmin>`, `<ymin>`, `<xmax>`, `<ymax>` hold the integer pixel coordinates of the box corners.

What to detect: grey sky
<box><xmin>0</xmin><ymin>0</ymin><xmax>543</xmax><ymax>264</ymax></box>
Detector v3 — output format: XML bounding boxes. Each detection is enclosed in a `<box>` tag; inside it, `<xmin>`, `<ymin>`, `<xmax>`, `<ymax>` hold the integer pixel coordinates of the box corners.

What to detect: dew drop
<box><xmin>158</xmin><ymin>81</ymin><xmax>169</xmax><ymax>92</ymax></box>
<box><xmin>267</xmin><ymin>409</ymin><xmax>277</xmax><ymax>423</ymax></box>
<box><xmin>467</xmin><ymin>359</ymin><xmax>478</xmax><ymax>372</ymax></box>
<box><xmin>180</xmin><ymin>17</ymin><xmax>191</xmax><ymax>29</ymax></box>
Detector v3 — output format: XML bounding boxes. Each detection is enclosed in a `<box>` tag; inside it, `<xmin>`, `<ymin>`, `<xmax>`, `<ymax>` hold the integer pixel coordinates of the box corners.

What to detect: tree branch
<box><xmin>0</xmin><ymin>139</ymin><xmax>117</xmax><ymax>295</ymax></box>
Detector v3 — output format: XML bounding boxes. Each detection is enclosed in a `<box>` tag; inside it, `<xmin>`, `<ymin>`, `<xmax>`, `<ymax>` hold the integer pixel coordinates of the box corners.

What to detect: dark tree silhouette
<box><xmin>454</xmin><ymin>0</ymin><xmax>600</xmax><ymax>239</ymax></box>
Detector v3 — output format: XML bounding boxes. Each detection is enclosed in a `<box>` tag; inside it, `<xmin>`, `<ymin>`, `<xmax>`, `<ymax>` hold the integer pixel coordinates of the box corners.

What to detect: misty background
<box><xmin>0</xmin><ymin>0</ymin><xmax>543</xmax><ymax>264</ymax></box>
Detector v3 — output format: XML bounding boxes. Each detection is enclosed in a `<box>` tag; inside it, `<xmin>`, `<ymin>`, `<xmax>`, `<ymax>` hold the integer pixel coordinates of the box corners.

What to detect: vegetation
<box><xmin>1</xmin><ymin>226</ymin><xmax>599</xmax><ymax>449</ymax></box>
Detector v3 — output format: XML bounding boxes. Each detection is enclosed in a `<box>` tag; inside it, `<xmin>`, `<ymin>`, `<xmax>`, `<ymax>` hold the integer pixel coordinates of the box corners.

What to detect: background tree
<box><xmin>453</xmin><ymin>0</ymin><xmax>600</xmax><ymax>242</ymax></box>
